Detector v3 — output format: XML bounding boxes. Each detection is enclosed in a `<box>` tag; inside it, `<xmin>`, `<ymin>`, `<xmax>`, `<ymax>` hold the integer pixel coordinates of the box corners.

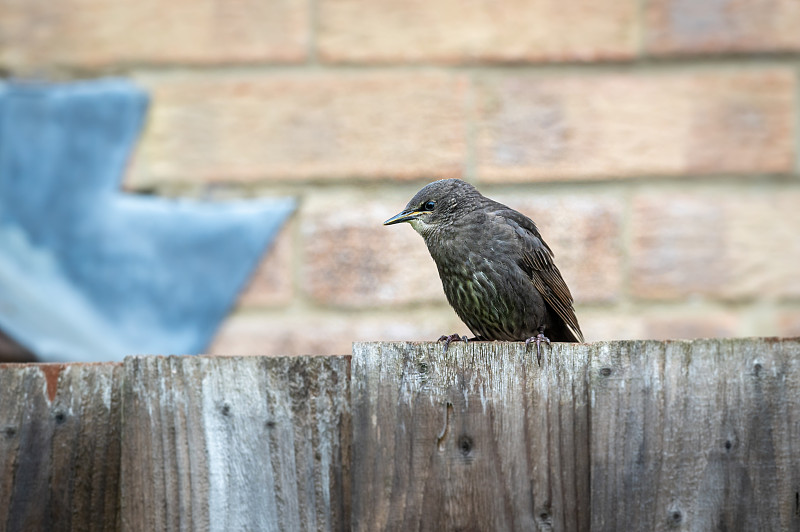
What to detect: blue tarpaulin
<box><xmin>0</xmin><ymin>79</ymin><xmax>294</xmax><ymax>362</ymax></box>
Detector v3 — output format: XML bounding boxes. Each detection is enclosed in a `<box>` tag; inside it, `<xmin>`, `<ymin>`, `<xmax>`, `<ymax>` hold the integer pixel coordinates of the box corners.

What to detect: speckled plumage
<box><xmin>384</xmin><ymin>178</ymin><xmax>583</xmax><ymax>344</ymax></box>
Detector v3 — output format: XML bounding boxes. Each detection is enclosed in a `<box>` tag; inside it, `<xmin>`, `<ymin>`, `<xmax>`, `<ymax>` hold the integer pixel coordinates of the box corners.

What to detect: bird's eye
<box><xmin>423</xmin><ymin>200</ymin><xmax>436</xmax><ymax>211</ymax></box>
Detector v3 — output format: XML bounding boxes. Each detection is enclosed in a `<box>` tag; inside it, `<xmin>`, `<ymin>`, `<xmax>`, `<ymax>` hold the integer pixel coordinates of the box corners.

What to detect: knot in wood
<box><xmin>457</xmin><ymin>434</ymin><xmax>473</xmax><ymax>457</ymax></box>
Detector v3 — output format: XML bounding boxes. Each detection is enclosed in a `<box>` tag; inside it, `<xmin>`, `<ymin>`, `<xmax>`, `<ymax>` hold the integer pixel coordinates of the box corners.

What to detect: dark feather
<box><xmin>495</xmin><ymin>208</ymin><xmax>584</xmax><ymax>343</ymax></box>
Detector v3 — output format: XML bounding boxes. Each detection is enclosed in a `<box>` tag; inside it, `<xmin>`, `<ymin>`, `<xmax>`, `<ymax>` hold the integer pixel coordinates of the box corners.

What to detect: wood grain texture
<box><xmin>0</xmin><ymin>362</ymin><xmax>122</xmax><ymax>532</ymax></box>
<box><xmin>350</xmin><ymin>341</ymin><xmax>590</xmax><ymax>532</ymax></box>
<box><xmin>119</xmin><ymin>355</ymin><xmax>351</xmax><ymax>532</ymax></box>
<box><xmin>3</xmin><ymin>338</ymin><xmax>800</xmax><ymax>531</ymax></box>
<box><xmin>590</xmin><ymin>338</ymin><xmax>800</xmax><ymax>531</ymax></box>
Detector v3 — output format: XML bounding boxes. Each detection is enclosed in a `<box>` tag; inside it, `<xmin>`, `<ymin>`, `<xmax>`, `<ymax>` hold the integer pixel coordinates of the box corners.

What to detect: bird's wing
<box><xmin>500</xmin><ymin>209</ymin><xmax>584</xmax><ymax>343</ymax></box>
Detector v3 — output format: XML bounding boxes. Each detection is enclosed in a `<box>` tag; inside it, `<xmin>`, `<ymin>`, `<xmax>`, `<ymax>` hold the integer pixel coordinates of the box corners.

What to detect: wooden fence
<box><xmin>1</xmin><ymin>338</ymin><xmax>799</xmax><ymax>531</ymax></box>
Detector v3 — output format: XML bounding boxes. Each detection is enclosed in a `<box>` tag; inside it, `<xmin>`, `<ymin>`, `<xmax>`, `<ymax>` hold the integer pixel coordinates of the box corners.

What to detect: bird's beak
<box><xmin>383</xmin><ymin>209</ymin><xmax>421</xmax><ymax>226</ymax></box>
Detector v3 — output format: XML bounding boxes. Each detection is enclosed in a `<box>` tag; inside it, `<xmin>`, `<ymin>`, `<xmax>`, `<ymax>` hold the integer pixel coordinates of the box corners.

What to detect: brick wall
<box><xmin>3</xmin><ymin>0</ymin><xmax>799</xmax><ymax>355</ymax></box>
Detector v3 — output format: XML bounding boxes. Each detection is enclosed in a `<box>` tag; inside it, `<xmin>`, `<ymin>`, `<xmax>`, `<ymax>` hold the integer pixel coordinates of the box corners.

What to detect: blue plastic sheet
<box><xmin>0</xmin><ymin>79</ymin><xmax>294</xmax><ymax>362</ymax></box>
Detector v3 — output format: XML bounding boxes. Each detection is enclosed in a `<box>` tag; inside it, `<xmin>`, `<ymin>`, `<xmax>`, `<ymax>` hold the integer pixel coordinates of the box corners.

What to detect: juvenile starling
<box><xmin>384</xmin><ymin>179</ymin><xmax>583</xmax><ymax>357</ymax></box>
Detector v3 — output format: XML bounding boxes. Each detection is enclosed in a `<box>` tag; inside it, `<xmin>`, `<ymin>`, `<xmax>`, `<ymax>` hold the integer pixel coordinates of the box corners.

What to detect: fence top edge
<box><xmin>1</xmin><ymin>353</ymin><xmax>353</xmax><ymax>369</ymax></box>
<box><xmin>0</xmin><ymin>360</ymin><xmax>123</xmax><ymax>370</ymax></box>
<box><xmin>3</xmin><ymin>337</ymin><xmax>798</xmax><ymax>369</ymax></box>
<box><xmin>353</xmin><ymin>336</ymin><xmax>798</xmax><ymax>350</ymax></box>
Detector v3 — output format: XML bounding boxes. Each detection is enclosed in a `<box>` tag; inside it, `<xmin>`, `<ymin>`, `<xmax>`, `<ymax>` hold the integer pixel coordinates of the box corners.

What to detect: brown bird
<box><xmin>384</xmin><ymin>179</ymin><xmax>583</xmax><ymax>358</ymax></box>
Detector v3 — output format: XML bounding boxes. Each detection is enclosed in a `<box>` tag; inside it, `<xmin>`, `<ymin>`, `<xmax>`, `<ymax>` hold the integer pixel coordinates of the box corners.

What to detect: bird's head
<box><xmin>383</xmin><ymin>179</ymin><xmax>480</xmax><ymax>237</ymax></box>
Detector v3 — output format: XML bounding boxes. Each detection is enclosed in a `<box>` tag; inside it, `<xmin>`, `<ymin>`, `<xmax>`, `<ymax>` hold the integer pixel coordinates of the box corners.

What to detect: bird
<box><xmin>384</xmin><ymin>178</ymin><xmax>583</xmax><ymax>360</ymax></box>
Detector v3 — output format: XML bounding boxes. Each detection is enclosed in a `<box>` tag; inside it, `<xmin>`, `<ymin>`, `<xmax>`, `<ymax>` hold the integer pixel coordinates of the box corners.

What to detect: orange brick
<box><xmin>318</xmin><ymin>0</ymin><xmax>638</xmax><ymax>63</ymax></box>
<box><xmin>579</xmin><ymin>309</ymin><xmax>744</xmax><ymax>341</ymax></box>
<box><xmin>0</xmin><ymin>0</ymin><xmax>307</xmax><ymax>70</ymax></box>
<box><xmin>631</xmin><ymin>194</ymin><xmax>726</xmax><ymax>299</ymax></box>
<box><xmin>477</xmin><ymin>70</ymin><xmax>795</xmax><ymax>181</ymax></box>
<box><xmin>646</xmin><ymin>0</ymin><xmax>800</xmax><ymax>55</ymax></box>
<box><xmin>777</xmin><ymin>311</ymin><xmax>800</xmax><ymax>337</ymax></box>
<box><xmin>208</xmin><ymin>311</ymin><xmax>466</xmax><ymax>357</ymax></box>
<box><xmin>301</xmin><ymin>190</ymin><xmax>449</xmax><ymax>308</ymax></box>
<box><xmin>642</xmin><ymin>313</ymin><xmax>741</xmax><ymax>340</ymax></box>
<box><xmin>237</xmin><ymin>223</ymin><xmax>294</xmax><ymax>308</ymax></box>
<box><xmin>127</xmin><ymin>73</ymin><xmax>468</xmax><ymax>185</ymax></box>
<box><xmin>493</xmin><ymin>193</ymin><xmax>624</xmax><ymax>304</ymax></box>
<box><xmin>631</xmin><ymin>190</ymin><xmax>800</xmax><ymax>301</ymax></box>
<box><xmin>575</xmin><ymin>311</ymin><xmax>646</xmax><ymax>342</ymax></box>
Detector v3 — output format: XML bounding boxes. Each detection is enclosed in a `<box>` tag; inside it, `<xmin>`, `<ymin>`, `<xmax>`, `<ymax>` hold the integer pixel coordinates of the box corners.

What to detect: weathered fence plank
<box><xmin>350</xmin><ymin>341</ymin><xmax>591</xmax><ymax>531</ymax></box>
<box><xmin>119</xmin><ymin>355</ymin><xmax>350</xmax><ymax>532</ymax></box>
<box><xmin>590</xmin><ymin>338</ymin><xmax>800</xmax><ymax>531</ymax></box>
<box><xmin>2</xmin><ymin>338</ymin><xmax>800</xmax><ymax>531</ymax></box>
<box><xmin>0</xmin><ymin>362</ymin><xmax>122</xmax><ymax>532</ymax></box>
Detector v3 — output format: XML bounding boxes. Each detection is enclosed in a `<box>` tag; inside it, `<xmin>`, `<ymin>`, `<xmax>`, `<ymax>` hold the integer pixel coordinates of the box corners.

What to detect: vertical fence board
<box><xmin>590</xmin><ymin>338</ymin><xmax>800</xmax><ymax>531</ymax></box>
<box><xmin>0</xmin><ymin>363</ymin><xmax>122</xmax><ymax>532</ymax></box>
<box><xmin>119</xmin><ymin>355</ymin><xmax>350</xmax><ymax>532</ymax></box>
<box><xmin>350</xmin><ymin>341</ymin><xmax>590</xmax><ymax>531</ymax></box>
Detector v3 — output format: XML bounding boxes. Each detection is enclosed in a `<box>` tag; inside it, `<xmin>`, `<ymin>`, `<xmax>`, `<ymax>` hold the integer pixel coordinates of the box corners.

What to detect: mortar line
<box><xmin>636</xmin><ymin>0</ymin><xmax>648</xmax><ymax>60</ymax></box>
<box><xmin>464</xmin><ymin>71</ymin><xmax>479</xmax><ymax>184</ymax></box>
<box><xmin>794</xmin><ymin>63</ymin><xmax>800</xmax><ymax>175</ymax></box>
<box><xmin>307</xmin><ymin>0</ymin><xmax>320</xmax><ymax>66</ymax></box>
<box><xmin>618</xmin><ymin>180</ymin><xmax>636</xmax><ymax>316</ymax></box>
<box><xmin>118</xmin><ymin>56</ymin><xmax>800</xmax><ymax>80</ymax></box>
<box><xmin>129</xmin><ymin>173</ymin><xmax>800</xmax><ymax>202</ymax></box>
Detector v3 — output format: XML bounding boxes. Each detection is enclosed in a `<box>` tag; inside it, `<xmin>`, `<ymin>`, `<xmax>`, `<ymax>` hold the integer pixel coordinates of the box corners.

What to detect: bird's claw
<box><xmin>525</xmin><ymin>333</ymin><xmax>551</xmax><ymax>365</ymax></box>
<box><xmin>438</xmin><ymin>333</ymin><xmax>469</xmax><ymax>353</ymax></box>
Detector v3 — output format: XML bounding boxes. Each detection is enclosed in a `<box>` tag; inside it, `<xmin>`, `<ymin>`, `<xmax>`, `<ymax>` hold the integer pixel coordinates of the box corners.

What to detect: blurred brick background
<box><xmin>3</xmin><ymin>0</ymin><xmax>798</xmax><ymax>356</ymax></box>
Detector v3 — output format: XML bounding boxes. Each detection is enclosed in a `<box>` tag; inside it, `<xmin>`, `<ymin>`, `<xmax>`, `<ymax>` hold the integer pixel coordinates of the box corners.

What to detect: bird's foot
<box><xmin>525</xmin><ymin>333</ymin><xmax>551</xmax><ymax>365</ymax></box>
<box><xmin>437</xmin><ymin>334</ymin><xmax>469</xmax><ymax>353</ymax></box>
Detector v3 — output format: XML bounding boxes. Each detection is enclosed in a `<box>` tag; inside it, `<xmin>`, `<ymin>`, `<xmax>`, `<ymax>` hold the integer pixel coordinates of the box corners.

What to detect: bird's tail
<box><xmin>549</xmin><ymin>318</ymin><xmax>584</xmax><ymax>343</ymax></box>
